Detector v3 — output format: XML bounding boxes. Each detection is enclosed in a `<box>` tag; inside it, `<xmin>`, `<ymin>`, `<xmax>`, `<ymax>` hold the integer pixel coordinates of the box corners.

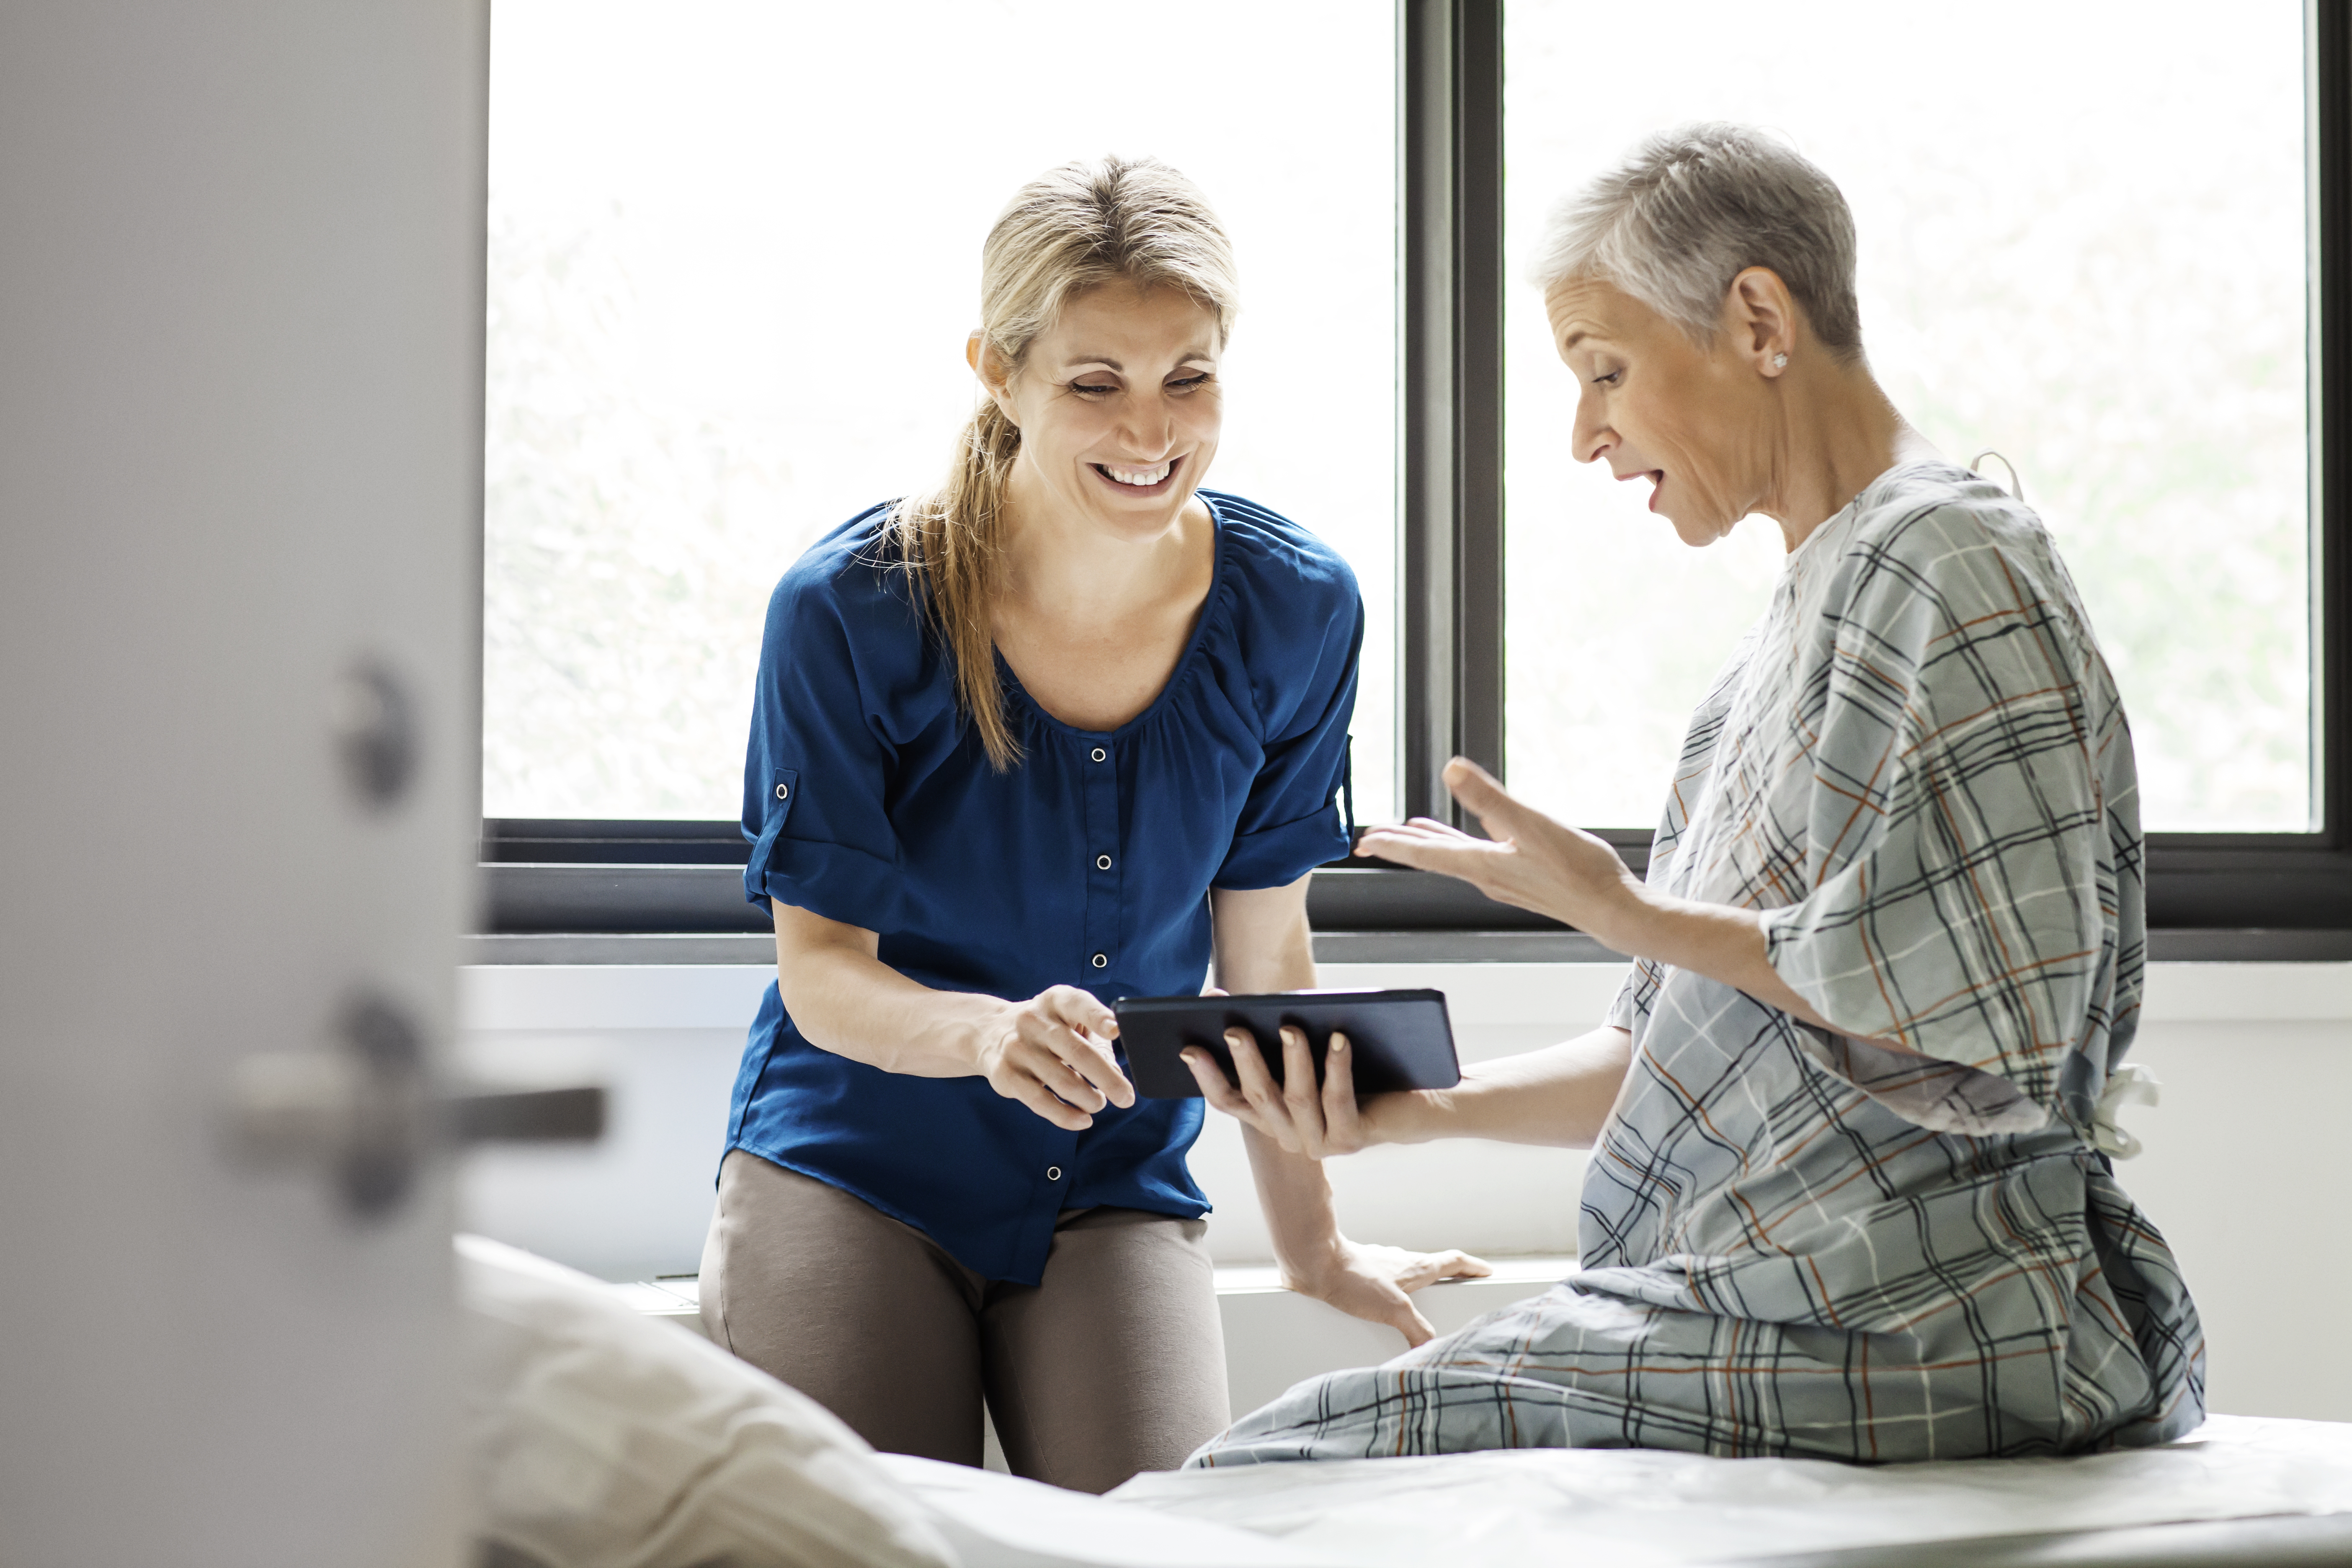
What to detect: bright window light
<box><xmin>1504</xmin><ymin>1</ymin><xmax>2312</xmax><ymax>833</ymax></box>
<box><xmin>485</xmin><ymin>2</ymin><xmax>1398</xmax><ymax>821</ymax></box>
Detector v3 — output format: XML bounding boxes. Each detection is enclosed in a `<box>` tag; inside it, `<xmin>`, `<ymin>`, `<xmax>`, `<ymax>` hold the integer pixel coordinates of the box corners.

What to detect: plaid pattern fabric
<box><xmin>1191</xmin><ymin>462</ymin><xmax>2204</xmax><ymax>1467</ymax></box>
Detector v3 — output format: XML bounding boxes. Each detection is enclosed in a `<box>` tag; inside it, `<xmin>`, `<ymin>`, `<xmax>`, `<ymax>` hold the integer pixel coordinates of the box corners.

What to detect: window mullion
<box><xmin>2315</xmin><ymin>0</ymin><xmax>2349</xmax><ymax>846</ymax></box>
<box><xmin>1400</xmin><ymin>0</ymin><xmax>1505</xmax><ymax>828</ymax></box>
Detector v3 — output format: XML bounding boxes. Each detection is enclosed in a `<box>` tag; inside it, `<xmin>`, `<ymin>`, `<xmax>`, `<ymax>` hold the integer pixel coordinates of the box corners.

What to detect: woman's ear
<box><xmin>968</xmin><ymin>331</ymin><xmax>1020</xmax><ymax>426</ymax></box>
<box><xmin>1724</xmin><ymin>268</ymin><xmax>1798</xmax><ymax>378</ymax></box>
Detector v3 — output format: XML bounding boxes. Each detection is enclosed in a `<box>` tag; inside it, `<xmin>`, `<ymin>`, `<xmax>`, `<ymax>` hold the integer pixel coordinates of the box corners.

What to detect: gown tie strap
<box><xmin>2091</xmin><ymin>1063</ymin><xmax>2162</xmax><ymax>1160</ymax></box>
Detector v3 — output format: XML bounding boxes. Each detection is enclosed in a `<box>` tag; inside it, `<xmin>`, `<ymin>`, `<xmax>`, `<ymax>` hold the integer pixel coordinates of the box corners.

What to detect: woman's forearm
<box><xmin>1608</xmin><ymin>894</ymin><xmax>1792</xmax><ymax>1014</ymax></box>
<box><xmin>1242</xmin><ymin>1124</ymin><xmax>1348</xmax><ymax>1281</ymax></box>
<box><xmin>1205</xmin><ymin>877</ymin><xmax>1497</xmax><ymax>1329</ymax></box>
<box><xmin>1355</xmin><ymin>760</ymin><xmax>1894</xmax><ymax>1047</ymax></box>
<box><xmin>1372</xmin><ymin>1026</ymin><xmax>1635</xmax><ymax>1150</ymax></box>
<box><xmin>776</xmin><ymin>902</ymin><xmax>1130</xmax><ymax>1130</ymax></box>
<box><xmin>772</xmin><ymin>906</ymin><xmax>1009</xmax><ymax>1078</ymax></box>
<box><xmin>1211</xmin><ymin>877</ymin><xmax>1349</xmax><ymax>1276</ymax></box>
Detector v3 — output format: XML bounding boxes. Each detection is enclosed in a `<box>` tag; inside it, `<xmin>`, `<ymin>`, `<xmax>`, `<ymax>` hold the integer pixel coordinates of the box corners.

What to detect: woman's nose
<box><xmin>1115</xmin><ymin>397</ymin><xmax>1178</xmax><ymax>457</ymax></box>
<box><xmin>1571</xmin><ymin>394</ymin><xmax>1613</xmax><ymax>466</ymax></box>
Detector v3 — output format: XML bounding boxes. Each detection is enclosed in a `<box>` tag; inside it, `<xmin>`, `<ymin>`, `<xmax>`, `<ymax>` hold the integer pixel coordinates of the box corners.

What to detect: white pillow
<box><xmin>456</xmin><ymin>1233</ymin><xmax>956</xmax><ymax>1568</ymax></box>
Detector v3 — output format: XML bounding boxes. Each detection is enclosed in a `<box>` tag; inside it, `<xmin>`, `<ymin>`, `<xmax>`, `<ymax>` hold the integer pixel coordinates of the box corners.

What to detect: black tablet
<box><xmin>1114</xmin><ymin>988</ymin><xmax>1460</xmax><ymax>1101</ymax></box>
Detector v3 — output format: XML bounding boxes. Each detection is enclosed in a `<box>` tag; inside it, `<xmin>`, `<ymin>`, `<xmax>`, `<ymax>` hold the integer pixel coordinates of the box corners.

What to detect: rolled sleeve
<box><xmin>1216</xmin><ymin>802</ymin><xmax>1350</xmax><ymax>891</ymax></box>
<box><xmin>1213</xmin><ymin>588</ymin><xmax>1362</xmax><ymax>891</ymax></box>
<box><xmin>739</xmin><ymin>565</ymin><xmax>911</xmax><ymax>934</ymax></box>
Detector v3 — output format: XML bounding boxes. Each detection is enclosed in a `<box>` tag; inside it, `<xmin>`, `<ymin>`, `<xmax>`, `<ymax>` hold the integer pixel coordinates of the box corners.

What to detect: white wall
<box><xmin>456</xmin><ymin>961</ymin><xmax>2352</xmax><ymax>1422</ymax></box>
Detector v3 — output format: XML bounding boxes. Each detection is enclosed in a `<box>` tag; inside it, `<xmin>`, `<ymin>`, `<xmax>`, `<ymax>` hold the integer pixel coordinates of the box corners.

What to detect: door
<box><xmin>0</xmin><ymin>5</ymin><xmax>486</xmax><ymax>1562</ymax></box>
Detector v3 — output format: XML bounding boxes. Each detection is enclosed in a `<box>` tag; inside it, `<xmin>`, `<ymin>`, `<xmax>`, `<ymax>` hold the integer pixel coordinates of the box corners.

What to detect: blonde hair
<box><xmin>890</xmin><ymin>155</ymin><xmax>1240</xmax><ymax>769</ymax></box>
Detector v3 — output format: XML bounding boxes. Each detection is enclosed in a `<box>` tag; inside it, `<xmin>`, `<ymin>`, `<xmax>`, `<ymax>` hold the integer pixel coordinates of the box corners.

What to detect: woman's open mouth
<box><xmin>1090</xmin><ymin>456</ymin><xmax>1182</xmax><ymax>497</ymax></box>
<box><xmin>1615</xmin><ymin>465</ymin><xmax>1667</xmax><ymax>513</ymax></box>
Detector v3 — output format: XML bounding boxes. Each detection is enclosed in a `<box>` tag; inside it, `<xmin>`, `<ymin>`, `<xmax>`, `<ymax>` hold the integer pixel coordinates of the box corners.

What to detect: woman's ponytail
<box><xmin>892</xmin><ymin>399</ymin><xmax>1025</xmax><ymax>769</ymax></box>
<box><xmin>890</xmin><ymin>155</ymin><xmax>1239</xmax><ymax>771</ymax></box>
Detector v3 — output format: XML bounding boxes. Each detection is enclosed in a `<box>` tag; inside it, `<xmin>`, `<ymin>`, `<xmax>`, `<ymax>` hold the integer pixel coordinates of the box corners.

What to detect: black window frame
<box><xmin>479</xmin><ymin>0</ymin><xmax>2352</xmax><ymax>960</ymax></box>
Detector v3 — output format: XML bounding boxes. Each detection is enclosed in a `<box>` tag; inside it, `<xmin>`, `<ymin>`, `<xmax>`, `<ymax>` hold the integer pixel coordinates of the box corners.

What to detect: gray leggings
<box><xmin>699</xmin><ymin>1151</ymin><xmax>1231</xmax><ymax>1494</ymax></box>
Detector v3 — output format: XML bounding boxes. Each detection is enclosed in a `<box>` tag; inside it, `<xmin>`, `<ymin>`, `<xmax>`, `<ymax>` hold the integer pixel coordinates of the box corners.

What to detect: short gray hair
<box><xmin>1530</xmin><ymin>123</ymin><xmax>1863</xmax><ymax>360</ymax></box>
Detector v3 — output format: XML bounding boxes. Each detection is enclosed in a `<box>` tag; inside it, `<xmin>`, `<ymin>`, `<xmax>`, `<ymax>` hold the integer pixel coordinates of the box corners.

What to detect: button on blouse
<box><xmin>725</xmin><ymin>492</ymin><xmax>1362</xmax><ymax>1285</ymax></box>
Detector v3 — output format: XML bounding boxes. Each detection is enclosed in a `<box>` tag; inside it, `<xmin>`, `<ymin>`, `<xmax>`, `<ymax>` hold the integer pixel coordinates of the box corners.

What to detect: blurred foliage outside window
<box><xmin>1504</xmin><ymin>1</ymin><xmax>2312</xmax><ymax>832</ymax></box>
<box><xmin>490</xmin><ymin>2</ymin><xmax>2313</xmax><ymax>839</ymax></box>
<box><xmin>484</xmin><ymin>1</ymin><xmax>1397</xmax><ymax>822</ymax></box>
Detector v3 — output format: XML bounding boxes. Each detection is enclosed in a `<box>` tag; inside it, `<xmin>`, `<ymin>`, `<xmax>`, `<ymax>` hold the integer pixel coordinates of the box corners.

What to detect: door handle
<box><xmin>444</xmin><ymin>1084</ymin><xmax>606</xmax><ymax>1143</ymax></box>
<box><xmin>228</xmin><ymin>992</ymin><xmax>606</xmax><ymax>1219</ymax></box>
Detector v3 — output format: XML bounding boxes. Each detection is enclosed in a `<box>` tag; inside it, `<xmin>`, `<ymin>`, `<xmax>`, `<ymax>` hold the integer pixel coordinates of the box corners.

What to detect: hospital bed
<box><xmin>890</xmin><ymin>1416</ymin><xmax>2352</xmax><ymax>1568</ymax></box>
<box><xmin>466</xmin><ymin>1236</ymin><xmax>2352</xmax><ymax>1568</ymax></box>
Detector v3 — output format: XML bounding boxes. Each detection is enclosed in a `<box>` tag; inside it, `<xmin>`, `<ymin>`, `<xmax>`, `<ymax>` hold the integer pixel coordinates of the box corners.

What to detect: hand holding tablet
<box><xmin>1112</xmin><ymin>988</ymin><xmax>1460</xmax><ymax>1160</ymax></box>
<box><xmin>1114</xmin><ymin>990</ymin><xmax>1460</xmax><ymax>1092</ymax></box>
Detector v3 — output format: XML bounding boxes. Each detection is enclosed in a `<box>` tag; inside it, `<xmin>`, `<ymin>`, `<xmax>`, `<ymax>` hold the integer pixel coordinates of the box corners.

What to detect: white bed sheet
<box><xmin>881</xmin><ymin>1415</ymin><xmax>2352</xmax><ymax>1568</ymax></box>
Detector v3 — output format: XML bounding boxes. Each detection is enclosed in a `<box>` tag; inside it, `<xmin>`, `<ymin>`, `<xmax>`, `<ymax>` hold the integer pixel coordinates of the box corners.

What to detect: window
<box><xmin>484</xmin><ymin>1</ymin><xmax>2352</xmax><ymax>945</ymax></box>
<box><xmin>485</xmin><ymin>0</ymin><xmax>1398</xmax><ymax>825</ymax></box>
<box><xmin>1504</xmin><ymin>0</ymin><xmax>2314</xmax><ymax>834</ymax></box>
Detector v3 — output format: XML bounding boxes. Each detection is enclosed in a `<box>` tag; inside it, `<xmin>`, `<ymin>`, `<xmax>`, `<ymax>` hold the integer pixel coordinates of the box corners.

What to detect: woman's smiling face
<box><xmin>1545</xmin><ymin>274</ymin><xmax>1765</xmax><ymax>548</ymax></box>
<box><xmin>985</xmin><ymin>281</ymin><xmax>1224</xmax><ymax>539</ymax></box>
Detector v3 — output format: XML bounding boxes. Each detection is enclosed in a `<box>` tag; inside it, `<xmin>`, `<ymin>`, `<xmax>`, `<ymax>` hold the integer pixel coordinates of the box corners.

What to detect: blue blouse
<box><xmin>724</xmin><ymin>491</ymin><xmax>1362</xmax><ymax>1285</ymax></box>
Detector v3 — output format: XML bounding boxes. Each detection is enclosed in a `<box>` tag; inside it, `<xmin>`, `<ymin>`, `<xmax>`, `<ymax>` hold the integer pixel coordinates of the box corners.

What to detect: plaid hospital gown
<box><xmin>1192</xmin><ymin>460</ymin><xmax>2205</xmax><ymax>1467</ymax></box>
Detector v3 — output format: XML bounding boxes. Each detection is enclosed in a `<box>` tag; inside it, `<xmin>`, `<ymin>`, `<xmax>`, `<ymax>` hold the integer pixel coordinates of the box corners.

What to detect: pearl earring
<box><xmin>1772</xmin><ymin>353</ymin><xmax>1789</xmax><ymax>369</ymax></box>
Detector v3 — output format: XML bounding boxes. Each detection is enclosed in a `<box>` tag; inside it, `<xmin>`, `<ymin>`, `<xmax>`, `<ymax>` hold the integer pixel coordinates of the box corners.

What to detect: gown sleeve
<box><xmin>1608</xmin><ymin>958</ymin><xmax>1674</xmax><ymax>1034</ymax></box>
<box><xmin>738</xmin><ymin>558</ymin><xmax>913</xmax><ymax>935</ymax></box>
<box><xmin>1757</xmin><ymin>503</ymin><xmax>2122</xmax><ymax>1119</ymax></box>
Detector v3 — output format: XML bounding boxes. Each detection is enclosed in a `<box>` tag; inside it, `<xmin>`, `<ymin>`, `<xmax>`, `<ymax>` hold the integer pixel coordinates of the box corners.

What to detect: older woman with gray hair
<box><xmin>1184</xmin><ymin>124</ymin><xmax>2205</xmax><ymax>1463</ymax></box>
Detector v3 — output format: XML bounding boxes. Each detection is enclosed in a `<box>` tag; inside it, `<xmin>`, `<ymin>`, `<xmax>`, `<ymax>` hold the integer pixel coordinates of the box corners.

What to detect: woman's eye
<box><xmin>1592</xmin><ymin>370</ymin><xmax>1621</xmax><ymax>386</ymax></box>
<box><xmin>1071</xmin><ymin>382</ymin><xmax>1117</xmax><ymax>397</ymax></box>
<box><xmin>1169</xmin><ymin>374</ymin><xmax>1213</xmax><ymax>392</ymax></box>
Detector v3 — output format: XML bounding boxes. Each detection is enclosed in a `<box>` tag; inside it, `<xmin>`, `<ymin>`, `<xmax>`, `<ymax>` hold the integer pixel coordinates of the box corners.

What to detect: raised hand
<box><xmin>1356</xmin><ymin>756</ymin><xmax>1648</xmax><ymax>951</ymax></box>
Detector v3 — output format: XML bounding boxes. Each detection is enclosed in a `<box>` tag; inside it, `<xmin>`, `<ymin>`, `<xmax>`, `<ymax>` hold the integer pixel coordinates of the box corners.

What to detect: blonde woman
<box><xmin>698</xmin><ymin>157</ymin><xmax>1486</xmax><ymax>1494</ymax></box>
